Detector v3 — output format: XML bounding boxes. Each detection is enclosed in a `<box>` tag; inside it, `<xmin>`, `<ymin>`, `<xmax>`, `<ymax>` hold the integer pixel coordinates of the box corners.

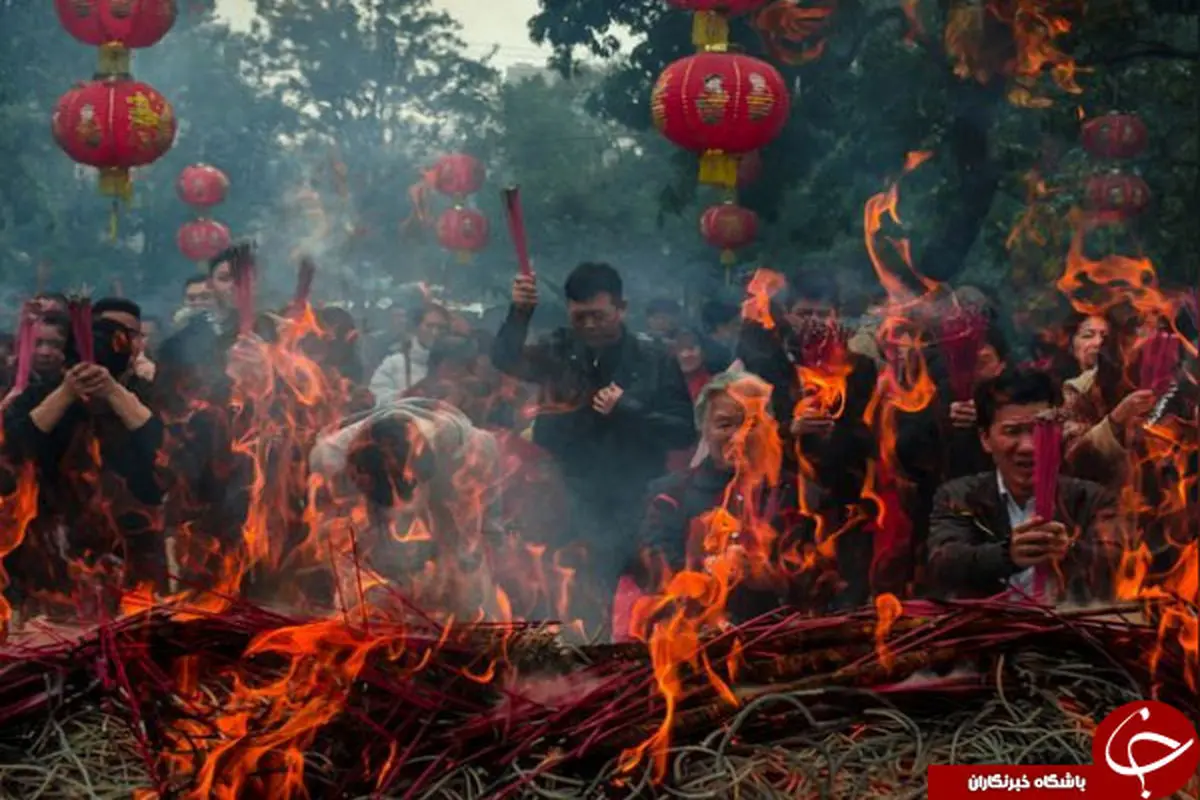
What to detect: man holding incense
<box><xmin>1</xmin><ymin>298</ymin><xmax>167</xmax><ymax>617</ymax></box>
<box><xmin>153</xmin><ymin>244</ymin><xmax>259</xmax><ymax>590</ymax></box>
<box><xmin>491</xmin><ymin>262</ymin><xmax>696</xmax><ymax>633</ymax></box>
<box><xmin>926</xmin><ymin>368</ymin><xmax>1118</xmax><ymax>603</ymax></box>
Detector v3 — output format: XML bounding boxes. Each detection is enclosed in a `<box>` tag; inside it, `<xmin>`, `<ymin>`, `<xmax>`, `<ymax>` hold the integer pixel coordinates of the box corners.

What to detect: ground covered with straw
<box><xmin>0</xmin><ymin>600</ymin><xmax>1196</xmax><ymax>799</ymax></box>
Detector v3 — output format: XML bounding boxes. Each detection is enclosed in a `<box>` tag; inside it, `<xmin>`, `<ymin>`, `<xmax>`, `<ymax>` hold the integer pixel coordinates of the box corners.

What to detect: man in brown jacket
<box><xmin>927</xmin><ymin>368</ymin><xmax>1118</xmax><ymax>602</ymax></box>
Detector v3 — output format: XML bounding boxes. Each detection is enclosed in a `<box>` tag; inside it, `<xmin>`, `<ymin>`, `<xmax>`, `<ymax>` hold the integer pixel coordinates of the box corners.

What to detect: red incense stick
<box><xmin>1138</xmin><ymin>331</ymin><xmax>1179</xmax><ymax>395</ymax></box>
<box><xmin>13</xmin><ymin>305</ymin><xmax>36</xmax><ymax>393</ymax></box>
<box><xmin>501</xmin><ymin>186</ymin><xmax>532</xmax><ymax>276</ymax></box>
<box><xmin>1032</xmin><ymin>418</ymin><xmax>1062</xmax><ymax>601</ymax></box>
<box><xmin>69</xmin><ymin>298</ymin><xmax>94</xmax><ymax>364</ymax></box>
<box><xmin>292</xmin><ymin>256</ymin><xmax>317</xmax><ymax>319</ymax></box>
<box><xmin>1033</xmin><ymin>418</ymin><xmax>1062</xmax><ymax>521</ymax></box>
<box><xmin>939</xmin><ymin>310</ymin><xmax>986</xmax><ymax>402</ymax></box>
<box><xmin>230</xmin><ymin>243</ymin><xmax>258</xmax><ymax>337</ymax></box>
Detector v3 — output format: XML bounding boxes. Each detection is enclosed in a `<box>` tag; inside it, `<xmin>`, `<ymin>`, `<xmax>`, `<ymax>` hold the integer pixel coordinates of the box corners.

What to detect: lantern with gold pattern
<box><xmin>652</xmin><ymin>52</ymin><xmax>790</xmax><ymax>189</ymax></box>
<box><xmin>52</xmin><ymin>77</ymin><xmax>177</xmax><ymax>233</ymax></box>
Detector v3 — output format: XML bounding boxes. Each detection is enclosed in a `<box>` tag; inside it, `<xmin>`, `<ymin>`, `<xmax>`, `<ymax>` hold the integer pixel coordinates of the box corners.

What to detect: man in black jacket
<box><xmin>927</xmin><ymin>368</ymin><xmax>1117</xmax><ymax>602</ymax></box>
<box><xmin>491</xmin><ymin>263</ymin><xmax>696</xmax><ymax>632</ymax></box>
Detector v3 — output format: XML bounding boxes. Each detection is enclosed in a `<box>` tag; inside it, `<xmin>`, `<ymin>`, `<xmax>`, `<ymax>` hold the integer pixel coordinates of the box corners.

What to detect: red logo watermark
<box><xmin>928</xmin><ymin>700</ymin><xmax>1198</xmax><ymax>799</ymax></box>
<box><xmin>1091</xmin><ymin>700</ymin><xmax>1198</xmax><ymax>800</ymax></box>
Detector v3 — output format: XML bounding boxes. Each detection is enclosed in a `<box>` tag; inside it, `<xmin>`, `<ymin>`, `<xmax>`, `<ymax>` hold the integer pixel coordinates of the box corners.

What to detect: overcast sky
<box><xmin>214</xmin><ymin>0</ymin><xmax>552</xmax><ymax>66</ymax></box>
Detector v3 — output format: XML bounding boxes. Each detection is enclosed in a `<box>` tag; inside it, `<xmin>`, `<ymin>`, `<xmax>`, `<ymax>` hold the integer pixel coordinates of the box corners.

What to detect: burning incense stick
<box><xmin>229</xmin><ymin>242</ymin><xmax>258</xmax><ymax>337</ymax></box>
<box><xmin>12</xmin><ymin>306</ymin><xmax>36</xmax><ymax>393</ymax></box>
<box><xmin>292</xmin><ymin>256</ymin><xmax>317</xmax><ymax>319</ymax></box>
<box><xmin>501</xmin><ymin>186</ymin><xmax>533</xmax><ymax>276</ymax></box>
<box><xmin>69</xmin><ymin>297</ymin><xmax>94</xmax><ymax>364</ymax></box>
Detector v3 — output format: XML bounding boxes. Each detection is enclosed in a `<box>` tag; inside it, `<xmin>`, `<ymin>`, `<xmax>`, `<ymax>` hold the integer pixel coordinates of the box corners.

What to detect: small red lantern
<box><xmin>55</xmin><ymin>0</ymin><xmax>177</xmax><ymax>75</ymax></box>
<box><xmin>177</xmin><ymin>218</ymin><xmax>231</xmax><ymax>262</ymax></box>
<box><xmin>667</xmin><ymin>1</ymin><xmax>771</xmax><ymax>48</ymax></box>
<box><xmin>700</xmin><ymin>202</ymin><xmax>758</xmax><ymax>264</ymax></box>
<box><xmin>52</xmin><ymin>77</ymin><xmax>176</xmax><ymax>201</ymax></box>
<box><xmin>432</xmin><ymin>154</ymin><xmax>485</xmax><ymax>200</ymax></box>
<box><xmin>177</xmin><ymin>163</ymin><xmax>229</xmax><ymax>208</ymax></box>
<box><xmin>436</xmin><ymin>207</ymin><xmax>489</xmax><ymax>261</ymax></box>
<box><xmin>1081</xmin><ymin>112</ymin><xmax>1148</xmax><ymax>160</ymax></box>
<box><xmin>1083</xmin><ymin>171</ymin><xmax>1151</xmax><ymax>219</ymax></box>
<box><xmin>652</xmin><ymin>52</ymin><xmax>790</xmax><ymax>189</ymax></box>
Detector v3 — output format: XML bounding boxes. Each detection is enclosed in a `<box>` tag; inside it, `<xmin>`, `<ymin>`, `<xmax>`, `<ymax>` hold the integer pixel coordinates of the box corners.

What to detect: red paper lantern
<box><xmin>700</xmin><ymin>202</ymin><xmax>758</xmax><ymax>264</ymax></box>
<box><xmin>432</xmin><ymin>154</ymin><xmax>485</xmax><ymax>199</ymax></box>
<box><xmin>436</xmin><ymin>207</ymin><xmax>489</xmax><ymax>261</ymax></box>
<box><xmin>55</xmin><ymin>0</ymin><xmax>177</xmax><ymax>75</ymax></box>
<box><xmin>1081</xmin><ymin>112</ymin><xmax>1148</xmax><ymax>160</ymax></box>
<box><xmin>177</xmin><ymin>163</ymin><xmax>229</xmax><ymax>208</ymax></box>
<box><xmin>1083</xmin><ymin>171</ymin><xmax>1151</xmax><ymax>219</ymax></box>
<box><xmin>177</xmin><ymin>218</ymin><xmax>231</xmax><ymax>262</ymax></box>
<box><xmin>52</xmin><ymin>77</ymin><xmax>176</xmax><ymax>200</ymax></box>
<box><xmin>667</xmin><ymin>1</ymin><xmax>771</xmax><ymax>47</ymax></box>
<box><xmin>652</xmin><ymin>52</ymin><xmax>790</xmax><ymax>189</ymax></box>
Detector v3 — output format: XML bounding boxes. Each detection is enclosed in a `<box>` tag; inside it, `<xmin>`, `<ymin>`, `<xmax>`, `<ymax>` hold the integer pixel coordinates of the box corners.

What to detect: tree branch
<box><xmin>828</xmin><ymin>8</ymin><xmax>914</xmax><ymax>71</ymax></box>
<box><xmin>1082</xmin><ymin>45</ymin><xmax>1199</xmax><ymax>66</ymax></box>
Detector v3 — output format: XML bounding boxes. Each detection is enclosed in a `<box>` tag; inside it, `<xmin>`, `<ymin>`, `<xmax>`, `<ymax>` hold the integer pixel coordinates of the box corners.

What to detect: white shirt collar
<box><xmin>996</xmin><ymin>472</ymin><xmax>1034</xmax><ymax>526</ymax></box>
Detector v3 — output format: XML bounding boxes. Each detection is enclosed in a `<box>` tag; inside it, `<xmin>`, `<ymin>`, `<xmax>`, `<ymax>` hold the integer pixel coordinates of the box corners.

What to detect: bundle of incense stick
<box><xmin>12</xmin><ymin>305</ymin><xmax>36</xmax><ymax>393</ymax></box>
<box><xmin>939</xmin><ymin>310</ymin><xmax>986</xmax><ymax>402</ymax></box>
<box><xmin>1138</xmin><ymin>331</ymin><xmax>1179</xmax><ymax>395</ymax></box>
<box><xmin>69</xmin><ymin>297</ymin><xmax>94</xmax><ymax>364</ymax></box>
<box><xmin>229</xmin><ymin>243</ymin><xmax>258</xmax><ymax>336</ymax></box>
<box><xmin>501</xmin><ymin>187</ymin><xmax>532</xmax><ymax>276</ymax></box>
<box><xmin>797</xmin><ymin>318</ymin><xmax>849</xmax><ymax>369</ymax></box>
<box><xmin>1032</xmin><ymin>417</ymin><xmax>1062</xmax><ymax>598</ymax></box>
<box><xmin>1033</xmin><ymin>418</ymin><xmax>1062</xmax><ymax>521</ymax></box>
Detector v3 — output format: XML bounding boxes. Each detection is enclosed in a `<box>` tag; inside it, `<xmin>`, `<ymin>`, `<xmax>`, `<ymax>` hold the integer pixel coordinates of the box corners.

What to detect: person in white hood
<box><xmin>309</xmin><ymin>397</ymin><xmax>503</xmax><ymax>617</ymax></box>
<box><xmin>368</xmin><ymin>303</ymin><xmax>451</xmax><ymax>404</ymax></box>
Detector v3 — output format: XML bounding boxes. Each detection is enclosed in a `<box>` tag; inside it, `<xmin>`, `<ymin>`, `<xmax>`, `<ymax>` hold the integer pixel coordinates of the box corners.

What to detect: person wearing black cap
<box><xmin>1</xmin><ymin>297</ymin><xmax>168</xmax><ymax>619</ymax></box>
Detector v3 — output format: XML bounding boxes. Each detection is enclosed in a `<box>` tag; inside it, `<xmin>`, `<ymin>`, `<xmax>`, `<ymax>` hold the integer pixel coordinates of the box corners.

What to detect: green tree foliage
<box><xmin>0</xmin><ymin>1</ymin><xmax>502</xmax><ymax>310</ymax></box>
<box><xmin>473</xmin><ymin>69</ymin><xmax>710</xmax><ymax>302</ymax></box>
<box><xmin>529</xmin><ymin>0</ymin><xmax>1198</xmax><ymax>293</ymax></box>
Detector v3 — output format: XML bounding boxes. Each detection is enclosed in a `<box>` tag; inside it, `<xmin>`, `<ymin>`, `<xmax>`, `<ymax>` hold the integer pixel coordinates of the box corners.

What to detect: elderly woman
<box><xmin>630</xmin><ymin>370</ymin><xmax>834</xmax><ymax>627</ymax></box>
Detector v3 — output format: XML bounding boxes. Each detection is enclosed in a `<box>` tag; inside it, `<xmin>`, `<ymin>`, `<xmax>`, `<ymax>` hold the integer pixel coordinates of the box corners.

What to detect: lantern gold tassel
<box><xmin>692</xmin><ymin>11</ymin><xmax>730</xmax><ymax>50</ymax></box>
<box><xmin>457</xmin><ymin>250</ymin><xmax>471</xmax><ymax>264</ymax></box>
<box><xmin>720</xmin><ymin>248</ymin><xmax>735</xmax><ymax>266</ymax></box>
<box><xmin>98</xmin><ymin>167</ymin><xmax>132</xmax><ymax>241</ymax></box>
<box><xmin>698</xmin><ymin>151</ymin><xmax>738</xmax><ymax>189</ymax></box>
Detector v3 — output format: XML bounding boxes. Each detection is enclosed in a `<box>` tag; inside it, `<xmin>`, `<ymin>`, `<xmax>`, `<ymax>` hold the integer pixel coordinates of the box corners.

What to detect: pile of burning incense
<box><xmin>0</xmin><ymin>598</ymin><xmax>1195</xmax><ymax>798</ymax></box>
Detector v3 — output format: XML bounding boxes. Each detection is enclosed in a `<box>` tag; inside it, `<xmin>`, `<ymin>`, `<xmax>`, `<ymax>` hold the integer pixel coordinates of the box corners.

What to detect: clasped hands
<box><xmin>592</xmin><ymin>383</ymin><xmax>624</xmax><ymax>415</ymax></box>
<box><xmin>64</xmin><ymin>362</ymin><xmax>119</xmax><ymax>403</ymax></box>
<box><xmin>1009</xmin><ymin>517</ymin><xmax>1071</xmax><ymax>569</ymax></box>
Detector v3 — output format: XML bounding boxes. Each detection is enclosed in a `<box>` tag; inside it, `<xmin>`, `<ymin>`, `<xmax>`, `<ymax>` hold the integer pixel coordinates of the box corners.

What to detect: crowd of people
<box><xmin>0</xmin><ymin>248</ymin><xmax>1196</xmax><ymax>640</ymax></box>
